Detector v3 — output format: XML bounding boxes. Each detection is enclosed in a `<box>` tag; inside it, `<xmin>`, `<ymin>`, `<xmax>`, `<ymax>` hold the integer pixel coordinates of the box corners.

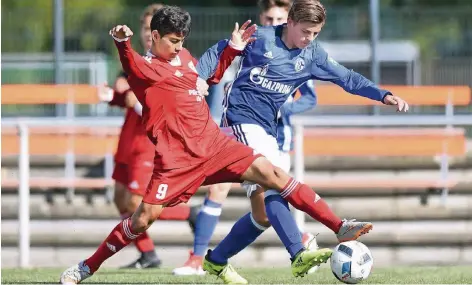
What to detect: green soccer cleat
<box><xmin>291</xmin><ymin>247</ymin><xmax>333</xmax><ymax>278</ymax></box>
<box><xmin>203</xmin><ymin>251</ymin><xmax>248</xmax><ymax>284</ymax></box>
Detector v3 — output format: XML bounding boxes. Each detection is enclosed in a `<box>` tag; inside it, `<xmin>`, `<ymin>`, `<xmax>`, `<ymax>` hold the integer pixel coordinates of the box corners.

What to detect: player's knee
<box><xmin>272</xmin><ymin>166</ymin><xmax>286</xmax><ymax>180</ymax></box>
<box><xmin>130</xmin><ymin>203</ymin><xmax>154</xmax><ymax>233</ymax></box>
<box><xmin>250</xmin><ymin>190</ymin><xmax>271</xmax><ymax>228</ymax></box>
<box><xmin>251</xmin><ymin>160</ymin><xmax>289</xmax><ymax>192</ymax></box>
<box><xmin>208</xmin><ymin>183</ymin><xmax>231</xmax><ymax>203</ymax></box>
<box><xmin>252</xmin><ymin>211</ymin><xmax>270</xmax><ymax>227</ymax></box>
<box><xmin>252</xmin><ymin>158</ymin><xmax>277</xmax><ymax>180</ymax></box>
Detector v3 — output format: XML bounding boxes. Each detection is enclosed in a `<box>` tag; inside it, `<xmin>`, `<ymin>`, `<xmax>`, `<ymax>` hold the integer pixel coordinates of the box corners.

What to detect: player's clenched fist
<box><xmin>109</xmin><ymin>25</ymin><xmax>134</xmax><ymax>40</ymax></box>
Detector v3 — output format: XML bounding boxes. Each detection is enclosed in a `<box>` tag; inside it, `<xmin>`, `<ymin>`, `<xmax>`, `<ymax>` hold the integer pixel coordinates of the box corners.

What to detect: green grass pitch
<box><xmin>2</xmin><ymin>266</ymin><xmax>472</xmax><ymax>284</ymax></box>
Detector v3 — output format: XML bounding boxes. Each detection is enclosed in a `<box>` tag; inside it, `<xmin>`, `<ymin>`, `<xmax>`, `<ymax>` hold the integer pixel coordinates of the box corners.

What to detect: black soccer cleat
<box><xmin>121</xmin><ymin>256</ymin><xmax>162</xmax><ymax>269</ymax></box>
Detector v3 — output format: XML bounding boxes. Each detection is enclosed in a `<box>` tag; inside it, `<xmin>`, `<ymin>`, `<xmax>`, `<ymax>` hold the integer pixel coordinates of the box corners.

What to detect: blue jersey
<box><xmin>277</xmin><ymin>80</ymin><xmax>316</xmax><ymax>152</ymax></box>
<box><xmin>197</xmin><ymin>25</ymin><xmax>391</xmax><ymax>138</ymax></box>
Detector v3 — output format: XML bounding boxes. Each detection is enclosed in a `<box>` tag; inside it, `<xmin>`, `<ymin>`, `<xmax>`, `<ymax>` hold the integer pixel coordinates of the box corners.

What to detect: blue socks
<box><xmin>193</xmin><ymin>198</ymin><xmax>222</xmax><ymax>256</ymax></box>
<box><xmin>265</xmin><ymin>192</ymin><xmax>304</xmax><ymax>259</ymax></box>
<box><xmin>208</xmin><ymin>193</ymin><xmax>305</xmax><ymax>264</ymax></box>
<box><xmin>209</xmin><ymin>212</ymin><xmax>267</xmax><ymax>264</ymax></box>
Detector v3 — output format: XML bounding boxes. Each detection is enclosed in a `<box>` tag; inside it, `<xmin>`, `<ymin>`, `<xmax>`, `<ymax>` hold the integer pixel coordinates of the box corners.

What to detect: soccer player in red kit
<box><xmin>60</xmin><ymin>6</ymin><xmax>335</xmax><ymax>284</ymax></box>
<box><xmin>98</xmin><ymin>3</ymin><xmax>197</xmax><ymax>269</ymax></box>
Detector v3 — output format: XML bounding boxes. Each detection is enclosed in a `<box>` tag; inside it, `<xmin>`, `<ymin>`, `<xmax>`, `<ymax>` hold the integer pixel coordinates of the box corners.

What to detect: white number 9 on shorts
<box><xmin>155</xmin><ymin>183</ymin><xmax>168</xmax><ymax>200</ymax></box>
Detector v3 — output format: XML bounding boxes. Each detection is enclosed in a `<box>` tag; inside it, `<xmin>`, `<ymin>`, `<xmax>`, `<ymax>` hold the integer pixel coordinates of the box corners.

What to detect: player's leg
<box><xmin>60</xmin><ymin>164</ymin><xmax>206</xmax><ymax>284</ymax></box>
<box><xmin>242</xmin><ymin>156</ymin><xmax>372</xmax><ymax>241</ymax></box>
<box><xmin>199</xmin><ymin>140</ymin><xmax>329</xmax><ymax>282</ymax></box>
<box><xmin>173</xmin><ymin>183</ymin><xmax>229</xmax><ymax>275</ymax></box>
<box><xmin>262</xmin><ymin>150</ymin><xmax>316</xmax><ymax>262</ymax></box>
<box><xmin>111</xmin><ymin>163</ymin><xmax>130</xmax><ymax>219</ymax></box>
<box><xmin>60</xmin><ymin>201</ymin><xmax>164</xmax><ymax>284</ymax></box>
<box><xmin>278</xmin><ymin>150</ymin><xmax>319</xmax><ymax>274</ymax></box>
<box><xmin>205</xmin><ymin>125</ymin><xmax>316</xmax><ymax>275</ymax></box>
<box><xmin>119</xmin><ymin>159</ymin><xmax>162</xmax><ymax>269</ymax></box>
<box><xmin>202</xmin><ymin>190</ymin><xmax>269</xmax><ymax>285</ymax></box>
<box><xmin>205</xmin><ymin>187</ymin><xmax>325</xmax><ymax>280</ymax></box>
<box><xmin>206</xmin><ymin>188</ymin><xmax>269</xmax><ymax>264</ymax></box>
<box><xmin>121</xmin><ymin>192</ymin><xmax>162</xmax><ymax>269</ymax></box>
<box><xmin>207</xmin><ymin>184</ymin><xmax>307</xmax><ymax>263</ymax></box>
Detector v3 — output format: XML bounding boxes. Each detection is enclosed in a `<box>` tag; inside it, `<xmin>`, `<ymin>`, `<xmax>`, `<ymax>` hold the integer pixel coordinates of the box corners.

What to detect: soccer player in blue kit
<box><xmin>172</xmin><ymin>0</ymin><xmax>319</xmax><ymax>276</ymax></box>
<box><xmin>196</xmin><ymin>0</ymin><xmax>409</xmax><ymax>283</ymax></box>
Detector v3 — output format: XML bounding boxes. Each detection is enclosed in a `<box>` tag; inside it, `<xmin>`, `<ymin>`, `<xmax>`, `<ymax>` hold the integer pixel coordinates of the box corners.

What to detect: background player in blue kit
<box><xmin>172</xmin><ymin>0</ymin><xmax>319</xmax><ymax>276</ymax></box>
<box><xmin>196</xmin><ymin>0</ymin><xmax>409</xmax><ymax>283</ymax></box>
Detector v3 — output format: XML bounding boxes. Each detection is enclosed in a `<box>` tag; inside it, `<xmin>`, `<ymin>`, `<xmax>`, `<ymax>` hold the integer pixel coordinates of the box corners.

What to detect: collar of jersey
<box><xmin>275</xmin><ymin>24</ymin><xmax>300</xmax><ymax>52</ymax></box>
<box><xmin>145</xmin><ymin>50</ymin><xmax>182</xmax><ymax>65</ymax></box>
<box><xmin>146</xmin><ymin>50</ymin><xmax>157</xmax><ymax>58</ymax></box>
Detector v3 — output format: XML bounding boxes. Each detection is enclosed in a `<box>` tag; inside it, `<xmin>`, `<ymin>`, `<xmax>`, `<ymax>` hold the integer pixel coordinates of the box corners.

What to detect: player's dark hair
<box><xmin>140</xmin><ymin>3</ymin><xmax>163</xmax><ymax>25</ymax></box>
<box><xmin>150</xmin><ymin>5</ymin><xmax>191</xmax><ymax>38</ymax></box>
<box><xmin>288</xmin><ymin>0</ymin><xmax>326</xmax><ymax>24</ymax></box>
<box><xmin>258</xmin><ymin>0</ymin><xmax>292</xmax><ymax>13</ymax></box>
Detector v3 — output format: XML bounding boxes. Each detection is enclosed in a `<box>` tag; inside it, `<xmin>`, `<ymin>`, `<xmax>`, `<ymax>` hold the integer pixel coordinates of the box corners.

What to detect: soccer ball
<box><xmin>330</xmin><ymin>241</ymin><xmax>373</xmax><ymax>284</ymax></box>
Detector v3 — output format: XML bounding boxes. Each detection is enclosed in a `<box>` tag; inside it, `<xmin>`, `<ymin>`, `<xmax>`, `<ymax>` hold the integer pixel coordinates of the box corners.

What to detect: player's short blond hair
<box><xmin>258</xmin><ymin>0</ymin><xmax>292</xmax><ymax>13</ymax></box>
<box><xmin>140</xmin><ymin>3</ymin><xmax>164</xmax><ymax>24</ymax></box>
<box><xmin>288</xmin><ymin>0</ymin><xmax>326</xmax><ymax>24</ymax></box>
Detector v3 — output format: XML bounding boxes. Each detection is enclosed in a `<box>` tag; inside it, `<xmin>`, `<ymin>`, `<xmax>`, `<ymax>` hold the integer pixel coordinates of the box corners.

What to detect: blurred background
<box><xmin>2</xmin><ymin>0</ymin><xmax>472</xmax><ymax>269</ymax></box>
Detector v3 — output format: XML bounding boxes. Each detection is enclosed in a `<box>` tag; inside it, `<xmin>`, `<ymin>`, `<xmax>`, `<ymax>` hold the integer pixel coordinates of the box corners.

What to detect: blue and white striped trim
<box><xmin>231</xmin><ymin>125</ymin><xmax>249</xmax><ymax>145</ymax></box>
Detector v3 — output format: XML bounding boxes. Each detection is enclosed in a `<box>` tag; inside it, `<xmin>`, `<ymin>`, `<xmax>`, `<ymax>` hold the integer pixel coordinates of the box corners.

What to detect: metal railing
<box><xmin>7</xmin><ymin>118</ymin><xmax>123</xmax><ymax>268</ymax></box>
<box><xmin>5</xmin><ymin>108</ymin><xmax>472</xmax><ymax>267</ymax></box>
<box><xmin>291</xmin><ymin>114</ymin><xmax>472</xmax><ymax>230</ymax></box>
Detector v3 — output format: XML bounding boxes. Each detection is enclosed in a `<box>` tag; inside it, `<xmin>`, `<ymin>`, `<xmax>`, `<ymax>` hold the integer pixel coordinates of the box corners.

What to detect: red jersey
<box><xmin>108</xmin><ymin>73</ymin><xmax>154</xmax><ymax>164</ymax></box>
<box><xmin>115</xmin><ymin>39</ymin><xmax>240</xmax><ymax>169</ymax></box>
<box><xmin>116</xmin><ymin>109</ymin><xmax>141</xmax><ymax>163</ymax></box>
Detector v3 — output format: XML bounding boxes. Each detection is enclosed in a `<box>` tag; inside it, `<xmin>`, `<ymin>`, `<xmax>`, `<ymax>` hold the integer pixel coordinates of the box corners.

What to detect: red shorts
<box><xmin>126</xmin><ymin>152</ymin><xmax>154</xmax><ymax>196</ymax></box>
<box><xmin>143</xmin><ymin>140</ymin><xmax>260</xmax><ymax>207</ymax></box>
<box><xmin>112</xmin><ymin>162</ymin><xmax>129</xmax><ymax>186</ymax></box>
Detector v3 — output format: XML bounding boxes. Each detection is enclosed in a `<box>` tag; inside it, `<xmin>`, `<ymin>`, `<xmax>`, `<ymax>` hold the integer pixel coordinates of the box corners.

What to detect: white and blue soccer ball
<box><xmin>330</xmin><ymin>241</ymin><xmax>374</xmax><ymax>284</ymax></box>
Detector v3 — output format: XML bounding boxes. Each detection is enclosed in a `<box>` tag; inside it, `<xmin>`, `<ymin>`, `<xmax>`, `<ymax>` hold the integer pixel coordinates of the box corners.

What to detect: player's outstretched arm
<box><xmin>109</xmin><ymin>25</ymin><xmax>161</xmax><ymax>84</ymax></box>
<box><xmin>197</xmin><ymin>20</ymin><xmax>257</xmax><ymax>85</ymax></box>
<box><xmin>98</xmin><ymin>74</ymin><xmax>130</xmax><ymax>108</ymax></box>
<box><xmin>280</xmin><ymin>80</ymin><xmax>317</xmax><ymax>118</ymax></box>
<box><xmin>312</xmin><ymin>43</ymin><xmax>409</xmax><ymax>112</ymax></box>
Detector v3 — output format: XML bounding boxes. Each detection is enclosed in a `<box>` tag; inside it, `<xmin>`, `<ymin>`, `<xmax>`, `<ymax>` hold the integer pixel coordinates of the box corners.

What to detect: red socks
<box><xmin>119</xmin><ymin>211</ymin><xmax>156</xmax><ymax>254</ymax></box>
<box><xmin>281</xmin><ymin>178</ymin><xmax>343</xmax><ymax>233</ymax></box>
<box><xmin>84</xmin><ymin>218</ymin><xmax>140</xmax><ymax>273</ymax></box>
<box><xmin>133</xmin><ymin>205</ymin><xmax>192</xmax><ymax>254</ymax></box>
<box><xmin>159</xmin><ymin>204</ymin><xmax>191</xmax><ymax>220</ymax></box>
<box><xmin>134</xmin><ymin>231</ymin><xmax>155</xmax><ymax>252</ymax></box>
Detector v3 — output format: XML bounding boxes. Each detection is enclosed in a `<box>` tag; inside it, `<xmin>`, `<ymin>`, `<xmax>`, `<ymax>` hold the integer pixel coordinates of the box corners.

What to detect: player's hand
<box><xmin>230</xmin><ymin>20</ymin><xmax>257</xmax><ymax>50</ymax></box>
<box><xmin>196</xmin><ymin>77</ymin><xmax>210</xmax><ymax>97</ymax></box>
<box><xmin>97</xmin><ymin>82</ymin><xmax>113</xmax><ymax>102</ymax></box>
<box><xmin>383</xmin><ymin>94</ymin><xmax>409</xmax><ymax>112</ymax></box>
<box><xmin>109</xmin><ymin>25</ymin><xmax>134</xmax><ymax>40</ymax></box>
